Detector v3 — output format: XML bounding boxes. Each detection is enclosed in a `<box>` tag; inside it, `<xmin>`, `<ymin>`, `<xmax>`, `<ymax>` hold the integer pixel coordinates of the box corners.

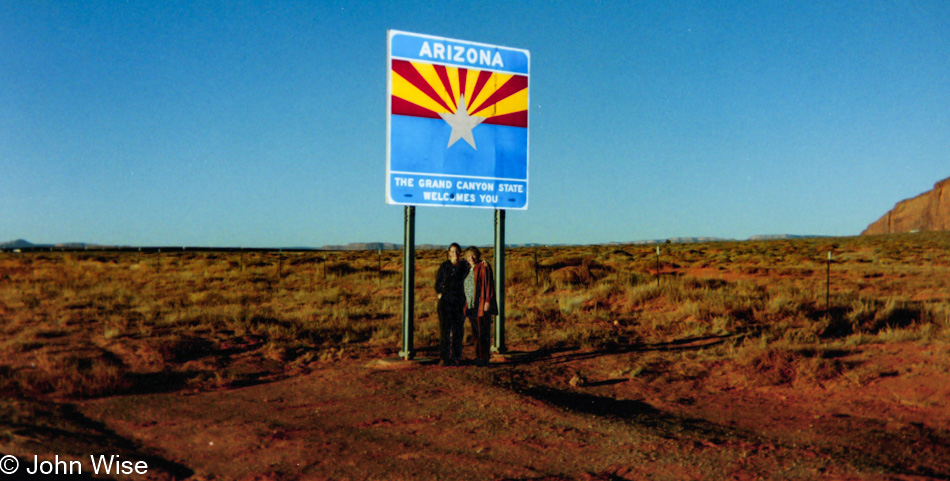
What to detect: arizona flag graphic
<box><xmin>387</xmin><ymin>31</ymin><xmax>529</xmax><ymax>209</ymax></box>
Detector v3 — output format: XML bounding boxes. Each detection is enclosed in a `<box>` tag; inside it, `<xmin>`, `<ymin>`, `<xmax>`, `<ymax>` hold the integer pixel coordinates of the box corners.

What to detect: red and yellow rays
<box><xmin>391</xmin><ymin>59</ymin><xmax>528</xmax><ymax>128</ymax></box>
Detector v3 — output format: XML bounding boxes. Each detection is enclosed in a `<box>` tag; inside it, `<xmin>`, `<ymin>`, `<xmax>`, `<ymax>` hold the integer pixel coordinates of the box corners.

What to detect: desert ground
<box><xmin>1</xmin><ymin>233</ymin><xmax>949</xmax><ymax>480</ymax></box>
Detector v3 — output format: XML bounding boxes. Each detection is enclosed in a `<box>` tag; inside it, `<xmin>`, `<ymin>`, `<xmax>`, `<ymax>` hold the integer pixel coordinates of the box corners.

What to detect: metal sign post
<box><xmin>399</xmin><ymin>206</ymin><xmax>416</xmax><ymax>360</ymax></box>
<box><xmin>493</xmin><ymin>209</ymin><xmax>506</xmax><ymax>353</ymax></box>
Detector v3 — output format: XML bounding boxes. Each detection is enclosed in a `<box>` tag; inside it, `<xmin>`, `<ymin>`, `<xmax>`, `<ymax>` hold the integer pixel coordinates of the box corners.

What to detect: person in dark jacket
<box><xmin>435</xmin><ymin>243</ymin><xmax>468</xmax><ymax>365</ymax></box>
<box><xmin>463</xmin><ymin>246</ymin><xmax>497</xmax><ymax>367</ymax></box>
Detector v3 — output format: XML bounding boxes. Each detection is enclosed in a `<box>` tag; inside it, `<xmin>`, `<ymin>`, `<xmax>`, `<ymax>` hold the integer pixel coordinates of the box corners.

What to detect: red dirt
<box><xmin>52</xmin><ymin>339</ymin><xmax>948</xmax><ymax>480</ymax></box>
<box><xmin>3</xmin><ymin>242</ymin><xmax>949</xmax><ymax>480</ymax></box>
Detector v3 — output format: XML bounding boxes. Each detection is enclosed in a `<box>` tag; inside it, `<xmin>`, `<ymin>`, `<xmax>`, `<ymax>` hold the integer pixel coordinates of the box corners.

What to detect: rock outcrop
<box><xmin>862</xmin><ymin>177</ymin><xmax>950</xmax><ymax>235</ymax></box>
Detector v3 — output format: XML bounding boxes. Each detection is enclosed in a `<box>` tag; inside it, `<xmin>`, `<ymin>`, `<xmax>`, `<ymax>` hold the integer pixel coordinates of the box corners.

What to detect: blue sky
<box><xmin>2</xmin><ymin>1</ymin><xmax>948</xmax><ymax>247</ymax></box>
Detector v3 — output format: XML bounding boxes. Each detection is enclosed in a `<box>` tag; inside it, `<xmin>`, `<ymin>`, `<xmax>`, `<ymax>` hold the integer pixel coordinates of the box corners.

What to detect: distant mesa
<box><xmin>321</xmin><ymin>242</ymin><xmax>402</xmax><ymax>251</ymax></box>
<box><xmin>747</xmin><ymin>234</ymin><xmax>811</xmax><ymax>241</ymax></box>
<box><xmin>620</xmin><ymin>237</ymin><xmax>732</xmax><ymax>245</ymax></box>
<box><xmin>862</xmin><ymin>176</ymin><xmax>950</xmax><ymax>235</ymax></box>
<box><xmin>0</xmin><ymin>239</ymin><xmax>100</xmax><ymax>250</ymax></box>
<box><xmin>0</xmin><ymin>239</ymin><xmax>35</xmax><ymax>249</ymax></box>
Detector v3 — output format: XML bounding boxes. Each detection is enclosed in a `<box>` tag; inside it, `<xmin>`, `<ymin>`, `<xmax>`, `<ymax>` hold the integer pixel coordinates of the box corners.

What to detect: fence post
<box><xmin>534</xmin><ymin>246</ymin><xmax>539</xmax><ymax>287</ymax></box>
<box><xmin>826</xmin><ymin>251</ymin><xmax>832</xmax><ymax>314</ymax></box>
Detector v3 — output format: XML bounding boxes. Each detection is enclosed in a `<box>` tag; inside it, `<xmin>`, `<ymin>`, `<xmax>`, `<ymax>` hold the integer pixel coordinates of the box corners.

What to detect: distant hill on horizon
<box><xmin>4</xmin><ymin>234</ymin><xmax>838</xmax><ymax>252</ymax></box>
<box><xmin>863</xmin><ymin>176</ymin><xmax>950</xmax><ymax>235</ymax></box>
<box><xmin>0</xmin><ymin>239</ymin><xmax>35</xmax><ymax>249</ymax></box>
<box><xmin>0</xmin><ymin>239</ymin><xmax>111</xmax><ymax>250</ymax></box>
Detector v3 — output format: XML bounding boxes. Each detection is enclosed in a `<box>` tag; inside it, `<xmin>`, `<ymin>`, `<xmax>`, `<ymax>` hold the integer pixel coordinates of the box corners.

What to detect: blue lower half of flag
<box><xmin>389</xmin><ymin>115</ymin><xmax>528</xmax><ymax>180</ymax></box>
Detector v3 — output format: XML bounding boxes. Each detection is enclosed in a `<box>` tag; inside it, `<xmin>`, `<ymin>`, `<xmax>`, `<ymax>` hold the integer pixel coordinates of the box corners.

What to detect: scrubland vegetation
<box><xmin>1</xmin><ymin>233</ymin><xmax>948</xmax><ymax>399</ymax></box>
<box><xmin>1</xmin><ymin>233</ymin><xmax>949</xmax><ymax>479</ymax></box>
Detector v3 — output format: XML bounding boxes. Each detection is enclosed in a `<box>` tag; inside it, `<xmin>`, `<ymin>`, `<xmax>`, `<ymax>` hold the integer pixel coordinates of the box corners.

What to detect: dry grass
<box><xmin>1</xmin><ymin>232</ymin><xmax>949</xmax><ymax>399</ymax></box>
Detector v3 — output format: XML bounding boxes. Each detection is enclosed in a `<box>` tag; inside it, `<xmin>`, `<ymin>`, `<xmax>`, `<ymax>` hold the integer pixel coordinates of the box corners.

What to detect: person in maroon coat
<box><xmin>462</xmin><ymin>246</ymin><xmax>497</xmax><ymax>367</ymax></box>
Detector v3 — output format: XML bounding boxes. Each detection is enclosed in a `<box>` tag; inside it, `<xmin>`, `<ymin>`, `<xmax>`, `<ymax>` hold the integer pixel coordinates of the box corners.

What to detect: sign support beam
<box><xmin>399</xmin><ymin>206</ymin><xmax>415</xmax><ymax>359</ymax></box>
<box><xmin>493</xmin><ymin>209</ymin><xmax>506</xmax><ymax>353</ymax></box>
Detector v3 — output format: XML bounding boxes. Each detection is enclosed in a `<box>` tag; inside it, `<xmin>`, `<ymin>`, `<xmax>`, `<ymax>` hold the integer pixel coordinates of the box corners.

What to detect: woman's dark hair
<box><xmin>447</xmin><ymin>242</ymin><xmax>462</xmax><ymax>258</ymax></box>
<box><xmin>464</xmin><ymin>245</ymin><xmax>481</xmax><ymax>261</ymax></box>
